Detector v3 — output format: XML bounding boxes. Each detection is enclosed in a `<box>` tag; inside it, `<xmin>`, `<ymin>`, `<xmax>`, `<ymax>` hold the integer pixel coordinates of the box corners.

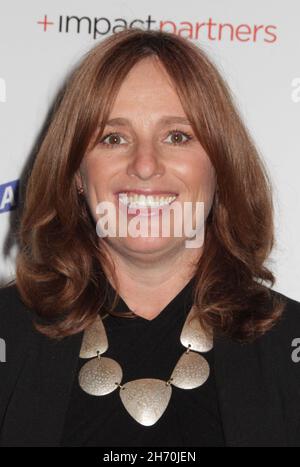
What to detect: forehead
<box><xmin>109</xmin><ymin>57</ymin><xmax>185</xmax><ymax>114</ymax></box>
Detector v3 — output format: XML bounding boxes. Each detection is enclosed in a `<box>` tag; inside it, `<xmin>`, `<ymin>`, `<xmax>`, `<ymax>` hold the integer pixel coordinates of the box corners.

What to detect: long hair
<box><xmin>6</xmin><ymin>27</ymin><xmax>286</xmax><ymax>340</ymax></box>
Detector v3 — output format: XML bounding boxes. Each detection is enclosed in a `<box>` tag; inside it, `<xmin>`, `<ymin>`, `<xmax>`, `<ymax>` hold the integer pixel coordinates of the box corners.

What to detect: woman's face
<box><xmin>78</xmin><ymin>56</ymin><xmax>216</xmax><ymax>257</ymax></box>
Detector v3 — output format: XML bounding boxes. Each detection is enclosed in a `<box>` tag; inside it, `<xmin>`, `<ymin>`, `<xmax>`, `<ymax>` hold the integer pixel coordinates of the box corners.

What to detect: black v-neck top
<box><xmin>60</xmin><ymin>276</ymin><xmax>225</xmax><ymax>447</ymax></box>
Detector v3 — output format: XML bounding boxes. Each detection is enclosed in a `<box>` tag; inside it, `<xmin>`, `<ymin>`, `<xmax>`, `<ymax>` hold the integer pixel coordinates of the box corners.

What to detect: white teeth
<box><xmin>118</xmin><ymin>193</ymin><xmax>177</xmax><ymax>208</ymax></box>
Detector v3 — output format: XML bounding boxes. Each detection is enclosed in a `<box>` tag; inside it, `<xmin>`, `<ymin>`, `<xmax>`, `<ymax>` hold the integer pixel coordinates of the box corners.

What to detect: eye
<box><xmin>164</xmin><ymin>130</ymin><xmax>193</xmax><ymax>145</ymax></box>
<box><xmin>98</xmin><ymin>129</ymin><xmax>193</xmax><ymax>149</ymax></box>
<box><xmin>99</xmin><ymin>132</ymin><xmax>127</xmax><ymax>148</ymax></box>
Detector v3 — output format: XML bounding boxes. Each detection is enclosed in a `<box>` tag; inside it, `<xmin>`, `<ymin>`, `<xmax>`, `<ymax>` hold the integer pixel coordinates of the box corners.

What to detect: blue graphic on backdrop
<box><xmin>0</xmin><ymin>179</ymin><xmax>19</xmax><ymax>213</ymax></box>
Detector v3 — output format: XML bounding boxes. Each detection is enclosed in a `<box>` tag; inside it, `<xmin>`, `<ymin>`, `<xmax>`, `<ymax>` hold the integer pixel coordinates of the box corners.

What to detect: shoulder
<box><xmin>215</xmin><ymin>287</ymin><xmax>300</xmax><ymax>355</ymax></box>
<box><xmin>0</xmin><ymin>283</ymin><xmax>39</xmax><ymax>400</ymax></box>
<box><xmin>266</xmin><ymin>290</ymin><xmax>300</xmax><ymax>442</ymax></box>
<box><xmin>255</xmin><ymin>288</ymin><xmax>300</xmax><ymax>384</ymax></box>
<box><xmin>0</xmin><ymin>283</ymin><xmax>35</xmax><ymax>342</ymax></box>
<box><xmin>268</xmin><ymin>288</ymin><xmax>300</xmax><ymax>339</ymax></box>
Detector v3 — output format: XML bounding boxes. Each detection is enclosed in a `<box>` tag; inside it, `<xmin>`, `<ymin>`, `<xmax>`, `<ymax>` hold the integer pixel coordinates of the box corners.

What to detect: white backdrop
<box><xmin>0</xmin><ymin>0</ymin><xmax>299</xmax><ymax>300</ymax></box>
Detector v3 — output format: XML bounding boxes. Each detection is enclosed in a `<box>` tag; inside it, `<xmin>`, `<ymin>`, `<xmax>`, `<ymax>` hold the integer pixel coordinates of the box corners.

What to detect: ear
<box><xmin>75</xmin><ymin>170</ymin><xmax>83</xmax><ymax>191</ymax></box>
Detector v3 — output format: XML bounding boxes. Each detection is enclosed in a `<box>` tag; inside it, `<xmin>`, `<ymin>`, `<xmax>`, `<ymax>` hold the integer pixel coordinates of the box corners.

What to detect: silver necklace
<box><xmin>78</xmin><ymin>304</ymin><xmax>213</xmax><ymax>426</ymax></box>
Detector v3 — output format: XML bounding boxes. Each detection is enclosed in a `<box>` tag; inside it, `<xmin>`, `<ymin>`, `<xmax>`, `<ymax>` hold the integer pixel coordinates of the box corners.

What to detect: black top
<box><xmin>60</xmin><ymin>276</ymin><xmax>225</xmax><ymax>447</ymax></box>
<box><xmin>1</xmin><ymin>281</ymin><xmax>300</xmax><ymax>446</ymax></box>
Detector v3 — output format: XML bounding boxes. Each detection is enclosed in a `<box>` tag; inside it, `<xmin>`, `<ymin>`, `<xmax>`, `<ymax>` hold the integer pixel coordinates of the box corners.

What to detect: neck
<box><xmin>101</xmin><ymin>241</ymin><xmax>202</xmax><ymax>320</ymax></box>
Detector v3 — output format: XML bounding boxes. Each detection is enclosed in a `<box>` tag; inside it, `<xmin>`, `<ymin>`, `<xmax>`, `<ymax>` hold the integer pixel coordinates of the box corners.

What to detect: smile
<box><xmin>118</xmin><ymin>192</ymin><xmax>178</xmax><ymax>209</ymax></box>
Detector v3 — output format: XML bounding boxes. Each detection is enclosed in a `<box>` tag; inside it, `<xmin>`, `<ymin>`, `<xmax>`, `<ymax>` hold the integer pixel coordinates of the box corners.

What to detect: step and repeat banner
<box><xmin>0</xmin><ymin>1</ymin><xmax>299</xmax><ymax>299</ymax></box>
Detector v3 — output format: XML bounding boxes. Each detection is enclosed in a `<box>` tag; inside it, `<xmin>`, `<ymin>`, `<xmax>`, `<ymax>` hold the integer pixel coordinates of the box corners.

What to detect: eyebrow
<box><xmin>103</xmin><ymin>116</ymin><xmax>192</xmax><ymax>127</ymax></box>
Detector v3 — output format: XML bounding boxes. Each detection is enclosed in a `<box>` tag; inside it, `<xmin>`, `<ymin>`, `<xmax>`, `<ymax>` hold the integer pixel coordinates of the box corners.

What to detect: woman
<box><xmin>0</xmin><ymin>28</ymin><xmax>299</xmax><ymax>447</ymax></box>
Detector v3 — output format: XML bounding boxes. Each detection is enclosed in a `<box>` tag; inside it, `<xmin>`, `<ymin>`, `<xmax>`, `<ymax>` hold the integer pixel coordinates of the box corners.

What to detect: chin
<box><xmin>116</xmin><ymin>236</ymin><xmax>180</xmax><ymax>255</ymax></box>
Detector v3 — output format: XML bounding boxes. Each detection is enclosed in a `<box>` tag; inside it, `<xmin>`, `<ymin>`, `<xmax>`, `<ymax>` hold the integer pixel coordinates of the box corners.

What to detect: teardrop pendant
<box><xmin>119</xmin><ymin>378</ymin><xmax>172</xmax><ymax>426</ymax></box>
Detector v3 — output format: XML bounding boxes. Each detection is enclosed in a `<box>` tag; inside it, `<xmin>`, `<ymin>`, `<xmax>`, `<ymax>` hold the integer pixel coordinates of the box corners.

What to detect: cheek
<box><xmin>181</xmin><ymin>153</ymin><xmax>216</xmax><ymax>200</ymax></box>
<box><xmin>82</xmin><ymin>157</ymin><xmax>113</xmax><ymax>193</ymax></box>
<box><xmin>79</xmin><ymin>163</ymin><xmax>113</xmax><ymax>226</ymax></box>
<box><xmin>189</xmin><ymin>163</ymin><xmax>216</xmax><ymax>222</ymax></box>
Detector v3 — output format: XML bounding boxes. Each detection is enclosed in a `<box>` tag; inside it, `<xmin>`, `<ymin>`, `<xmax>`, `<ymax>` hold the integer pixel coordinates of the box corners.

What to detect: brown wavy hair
<box><xmin>6</xmin><ymin>27</ymin><xmax>286</xmax><ymax>341</ymax></box>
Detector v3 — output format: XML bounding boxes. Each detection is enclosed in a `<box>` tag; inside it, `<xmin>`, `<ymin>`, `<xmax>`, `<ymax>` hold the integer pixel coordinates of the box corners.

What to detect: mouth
<box><xmin>115</xmin><ymin>191</ymin><xmax>178</xmax><ymax>209</ymax></box>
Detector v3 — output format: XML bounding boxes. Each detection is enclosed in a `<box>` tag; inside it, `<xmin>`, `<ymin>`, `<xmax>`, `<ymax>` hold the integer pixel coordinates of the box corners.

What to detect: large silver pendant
<box><xmin>119</xmin><ymin>378</ymin><xmax>172</xmax><ymax>426</ymax></box>
<box><xmin>79</xmin><ymin>356</ymin><xmax>122</xmax><ymax>396</ymax></box>
<box><xmin>170</xmin><ymin>350</ymin><xmax>210</xmax><ymax>389</ymax></box>
<box><xmin>180</xmin><ymin>305</ymin><xmax>213</xmax><ymax>352</ymax></box>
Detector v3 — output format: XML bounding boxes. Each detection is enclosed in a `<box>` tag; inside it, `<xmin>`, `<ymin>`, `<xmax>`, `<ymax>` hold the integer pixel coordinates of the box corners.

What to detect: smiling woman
<box><xmin>0</xmin><ymin>28</ymin><xmax>300</xmax><ymax>447</ymax></box>
<box><xmin>12</xmin><ymin>27</ymin><xmax>280</xmax><ymax>338</ymax></box>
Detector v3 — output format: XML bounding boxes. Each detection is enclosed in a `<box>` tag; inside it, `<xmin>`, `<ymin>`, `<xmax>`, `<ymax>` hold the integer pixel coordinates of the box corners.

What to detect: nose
<box><xmin>126</xmin><ymin>141</ymin><xmax>165</xmax><ymax>180</ymax></box>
